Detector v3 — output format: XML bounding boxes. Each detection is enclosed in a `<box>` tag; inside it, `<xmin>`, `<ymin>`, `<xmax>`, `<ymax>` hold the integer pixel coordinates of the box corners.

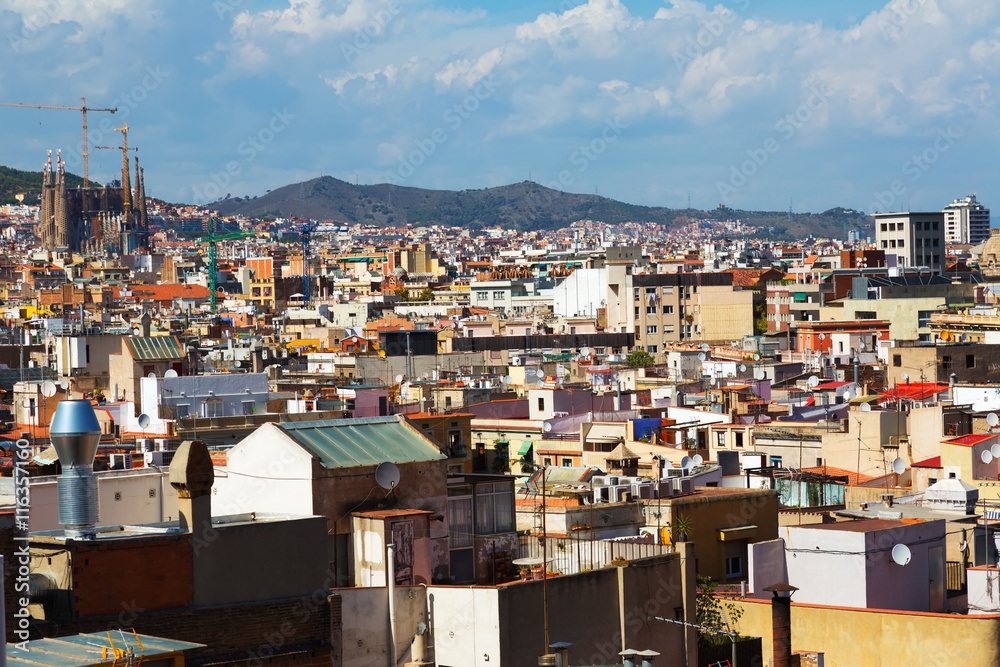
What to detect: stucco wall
<box><xmin>338</xmin><ymin>585</ymin><xmax>429</xmax><ymax>667</ymax></box>
<box><xmin>734</xmin><ymin>597</ymin><xmax>1000</xmax><ymax>666</ymax></box>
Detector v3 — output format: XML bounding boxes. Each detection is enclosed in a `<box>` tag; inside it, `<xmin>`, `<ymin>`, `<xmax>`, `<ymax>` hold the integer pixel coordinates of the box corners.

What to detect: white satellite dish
<box><xmin>991</xmin><ymin>444</ymin><xmax>1000</xmax><ymax>458</ymax></box>
<box><xmin>164</xmin><ymin>369</ymin><xmax>179</xmax><ymax>379</ymax></box>
<box><xmin>375</xmin><ymin>461</ymin><xmax>401</xmax><ymax>490</ymax></box>
<box><xmin>41</xmin><ymin>381</ymin><xmax>56</xmax><ymax>398</ymax></box>
<box><xmin>422</xmin><ymin>372</ymin><xmax>430</xmax><ymax>380</ymax></box>
<box><xmin>581</xmin><ymin>347</ymin><xmax>590</xmax><ymax>356</ymax></box>
<box><xmin>983</xmin><ymin>450</ymin><xmax>994</xmax><ymax>465</ymax></box>
<box><xmin>711</xmin><ymin>378</ymin><xmax>717</xmax><ymax>386</ymax></box>
<box><xmin>988</xmin><ymin>413</ymin><xmax>999</xmax><ymax>428</ymax></box>
<box><xmin>147</xmin><ymin>372</ymin><xmax>157</xmax><ymax>379</ymax></box>
<box><xmin>698</xmin><ymin>353</ymin><xmax>706</xmax><ymax>361</ymax></box>
<box><xmin>537</xmin><ymin>379</ymin><xmax>546</xmax><ymax>388</ymax></box>
<box><xmin>818</xmin><ymin>333</ymin><xmax>826</xmax><ymax>341</ymax></box>
<box><xmin>137</xmin><ymin>413</ymin><xmax>151</xmax><ymax>429</ymax></box>
<box><xmin>891</xmin><ymin>543</ymin><xmax>911</xmax><ymax>566</ymax></box>
<box><xmin>543</xmin><ymin>422</ymin><xmax>553</xmax><ymax>432</ymax></box>
<box><xmin>860</xmin><ymin>403</ymin><xmax>872</xmax><ymax>412</ymax></box>
<box><xmin>680</xmin><ymin>456</ymin><xmax>693</xmax><ymax>471</ymax></box>
<box><xmin>701</xmin><ymin>344</ymin><xmax>710</xmax><ymax>352</ymax></box>
<box><xmin>739</xmin><ymin>364</ymin><xmax>747</xmax><ymax>372</ymax></box>
<box><xmin>59</xmin><ymin>380</ymin><xmax>70</xmax><ymax>390</ymax></box>
<box><xmin>900</xmin><ymin>372</ymin><xmax>909</xmax><ymax>381</ymax></box>
<box><xmin>503</xmin><ymin>375</ymin><xmax>513</xmax><ymax>384</ymax></box>
<box><xmin>891</xmin><ymin>457</ymin><xmax>906</xmax><ymax>475</ymax></box>
<box><xmin>692</xmin><ymin>454</ymin><xmax>704</xmax><ymax>466</ymax></box>
<box><xmin>807</xmin><ymin>375</ymin><xmax>820</xmax><ymax>388</ymax></box>
<box><xmin>754</xmin><ymin>369</ymin><xmax>766</xmax><ymax>380</ymax></box>
<box><xmin>753</xmin><ymin>353</ymin><xmax>761</xmax><ymax>361</ymax></box>
<box><xmin>842</xmin><ymin>389</ymin><xmax>852</xmax><ymax>401</ymax></box>
<box><xmin>394</xmin><ymin>374</ymin><xmax>404</xmax><ymax>384</ymax></box>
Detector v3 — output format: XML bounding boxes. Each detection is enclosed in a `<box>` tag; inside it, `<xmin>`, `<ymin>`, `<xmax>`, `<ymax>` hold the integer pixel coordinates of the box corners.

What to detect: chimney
<box><xmin>140</xmin><ymin>311</ymin><xmax>151</xmax><ymax>337</ymax></box>
<box><xmin>50</xmin><ymin>400</ymin><xmax>102</xmax><ymax>538</ymax></box>
<box><xmin>764</xmin><ymin>582</ymin><xmax>798</xmax><ymax>667</ymax></box>
<box><xmin>169</xmin><ymin>440</ymin><xmax>214</xmax><ymax>534</ymax></box>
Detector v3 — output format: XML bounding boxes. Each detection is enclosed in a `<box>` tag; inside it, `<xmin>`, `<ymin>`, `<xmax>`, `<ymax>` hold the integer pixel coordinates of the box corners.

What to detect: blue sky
<box><xmin>1</xmin><ymin>0</ymin><xmax>998</xmax><ymax>216</ymax></box>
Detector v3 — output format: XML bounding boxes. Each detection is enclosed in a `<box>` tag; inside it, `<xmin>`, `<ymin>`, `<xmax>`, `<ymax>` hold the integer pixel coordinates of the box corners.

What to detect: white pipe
<box><xmin>388</xmin><ymin>543</ymin><xmax>396</xmax><ymax>667</ymax></box>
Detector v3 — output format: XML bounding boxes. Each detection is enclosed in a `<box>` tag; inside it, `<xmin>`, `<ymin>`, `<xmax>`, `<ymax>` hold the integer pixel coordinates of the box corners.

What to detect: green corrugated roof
<box><xmin>125</xmin><ymin>336</ymin><xmax>184</xmax><ymax>361</ymax></box>
<box><xmin>7</xmin><ymin>632</ymin><xmax>203</xmax><ymax>667</ymax></box>
<box><xmin>282</xmin><ymin>416</ymin><xmax>445</xmax><ymax>469</ymax></box>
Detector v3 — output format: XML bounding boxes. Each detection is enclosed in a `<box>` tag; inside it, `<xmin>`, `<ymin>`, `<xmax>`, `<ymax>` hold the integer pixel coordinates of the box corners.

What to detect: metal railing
<box><xmin>517</xmin><ymin>533</ymin><xmax>671</xmax><ymax>574</ymax></box>
<box><xmin>946</xmin><ymin>560</ymin><xmax>966</xmax><ymax>593</ymax></box>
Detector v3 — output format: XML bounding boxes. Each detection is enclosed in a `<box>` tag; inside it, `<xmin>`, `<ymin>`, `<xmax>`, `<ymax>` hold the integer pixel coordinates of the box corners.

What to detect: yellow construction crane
<box><xmin>0</xmin><ymin>97</ymin><xmax>117</xmax><ymax>187</ymax></box>
<box><xmin>95</xmin><ymin>123</ymin><xmax>136</xmax><ymax>209</ymax></box>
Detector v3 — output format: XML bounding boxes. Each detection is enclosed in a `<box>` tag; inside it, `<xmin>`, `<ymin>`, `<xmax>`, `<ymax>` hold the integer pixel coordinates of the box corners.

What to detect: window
<box><xmin>770</xmin><ymin>456</ymin><xmax>782</xmax><ymax>467</ymax></box>
<box><xmin>663</xmin><ymin>287</ymin><xmax>673</xmax><ymax>295</ymax></box>
<box><xmin>647</xmin><ymin>345</ymin><xmax>657</xmax><ymax>353</ymax></box>
<box><xmin>176</xmin><ymin>404</ymin><xmax>190</xmax><ymax>418</ymax></box>
<box><xmin>647</xmin><ymin>325</ymin><xmax>658</xmax><ymax>334</ymax></box>
<box><xmin>543</xmin><ymin>457</ymin><xmax>553</xmax><ymax>465</ymax></box>
<box><xmin>493</xmin><ymin>291</ymin><xmax>504</xmax><ymax>299</ymax></box>
<box><xmin>726</xmin><ymin>556</ymin><xmax>744</xmax><ymax>579</ymax></box>
<box><xmin>204</xmin><ymin>401</ymin><xmax>224</xmax><ymax>418</ymax></box>
<box><xmin>448</xmin><ymin>493</ymin><xmax>473</xmax><ymax>548</ymax></box>
<box><xmin>445</xmin><ymin>396</ymin><xmax>453</xmax><ymax>408</ymax></box>
<box><xmin>448</xmin><ymin>430</ymin><xmax>464</xmax><ymax>457</ymax></box>
<box><xmin>881</xmin><ymin>224</ymin><xmax>888</xmax><ymax>232</ymax></box>
<box><xmin>538</xmin><ymin>397</ymin><xmax>545</xmax><ymax>411</ymax></box>
<box><xmin>735</xmin><ymin>432</ymin><xmax>744</xmax><ymax>448</ymax></box>
<box><xmin>898</xmin><ymin>239</ymin><xmax>904</xmax><ymax>248</ymax></box>
<box><xmin>562</xmin><ymin>458</ymin><xmax>573</xmax><ymax>467</ymax></box>
<box><xmin>647</xmin><ymin>306</ymin><xmax>657</xmax><ymax>314</ymax></box>
<box><xmin>933</xmin><ymin>238</ymin><xmax>940</xmax><ymax>246</ymax></box>
<box><xmin>967</xmin><ymin>355</ymin><xmax>976</xmax><ymax>369</ymax></box>
<box><xmin>477</xmin><ymin>291</ymin><xmax>488</xmax><ymax>300</ymax></box>
<box><xmin>663</xmin><ymin>305</ymin><xmax>674</xmax><ymax>314</ymax></box>
<box><xmin>943</xmin><ymin>356</ymin><xmax>952</xmax><ymax>372</ymax></box>
<box><xmin>242</xmin><ymin>401</ymin><xmax>255</xmax><ymax>415</ymax></box>
<box><xmin>893</xmin><ymin>354</ymin><xmax>901</xmax><ymax>367</ymax></box>
<box><xmin>635</xmin><ymin>307</ymin><xmax>640</xmax><ymax>317</ymax></box>
<box><xmin>717</xmin><ymin>432</ymin><xmax>725</xmax><ymax>446</ymax></box>
<box><xmin>645</xmin><ymin>287</ymin><xmax>657</xmax><ymax>294</ymax></box>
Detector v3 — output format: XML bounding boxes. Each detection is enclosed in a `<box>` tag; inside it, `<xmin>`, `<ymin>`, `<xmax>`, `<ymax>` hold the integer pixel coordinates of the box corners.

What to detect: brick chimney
<box><xmin>169</xmin><ymin>440</ymin><xmax>214</xmax><ymax>534</ymax></box>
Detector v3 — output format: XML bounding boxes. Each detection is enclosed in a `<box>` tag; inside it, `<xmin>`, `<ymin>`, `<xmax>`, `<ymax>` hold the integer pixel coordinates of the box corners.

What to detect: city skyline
<box><xmin>1</xmin><ymin>0</ymin><xmax>997</xmax><ymax>215</ymax></box>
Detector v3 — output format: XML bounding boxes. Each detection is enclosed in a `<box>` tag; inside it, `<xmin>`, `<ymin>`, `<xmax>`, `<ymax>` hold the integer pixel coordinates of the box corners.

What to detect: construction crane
<box><xmin>198</xmin><ymin>217</ymin><xmax>256</xmax><ymax>313</ymax></box>
<box><xmin>300</xmin><ymin>223</ymin><xmax>316</xmax><ymax>305</ymax></box>
<box><xmin>0</xmin><ymin>97</ymin><xmax>117</xmax><ymax>187</ymax></box>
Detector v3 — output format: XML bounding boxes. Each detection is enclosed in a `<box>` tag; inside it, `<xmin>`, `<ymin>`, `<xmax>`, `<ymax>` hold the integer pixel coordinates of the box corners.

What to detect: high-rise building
<box><xmin>943</xmin><ymin>194</ymin><xmax>990</xmax><ymax>245</ymax></box>
<box><xmin>874</xmin><ymin>212</ymin><xmax>945</xmax><ymax>273</ymax></box>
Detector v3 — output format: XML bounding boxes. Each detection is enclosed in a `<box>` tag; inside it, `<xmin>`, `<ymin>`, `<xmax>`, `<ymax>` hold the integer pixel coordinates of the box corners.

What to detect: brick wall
<box><xmin>71</xmin><ymin>535</ymin><xmax>193</xmax><ymax>618</ymax></box>
<box><xmin>36</xmin><ymin>595</ymin><xmax>333</xmax><ymax>666</ymax></box>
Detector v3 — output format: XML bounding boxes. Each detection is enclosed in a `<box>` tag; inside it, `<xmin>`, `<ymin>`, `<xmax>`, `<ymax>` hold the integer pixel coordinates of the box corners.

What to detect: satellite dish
<box><xmin>698</xmin><ymin>353</ymin><xmax>706</xmax><ymax>361</ymax></box>
<box><xmin>503</xmin><ymin>375</ymin><xmax>512</xmax><ymax>384</ymax></box>
<box><xmin>422</xmin><ymin>372</ymin><xmax>430</xmax><ymax>380</ymax></box>
<box><xmin>710</xmin><ymin>378</ymin><xmax>717</xmax><ymax>386</ymax></box>
<box><xmin>581</xmin><ymin>347</ymin><xmax>590</xmax><ymax>356</ymax></box>
<box><xmin>543</xmin><ymin>422</ymin><xmax>553</xmax><ymax>432</ymax></box>
<box><xmin>860</xmin><ymin>403</ymin><xmax>872</xmax><ymax>412</ymax></box>
<box><xmin>701</xmin><ymin>344</ymin><xmax>710</xmax><ymax>352</ymax></box>
<box><xmin>147</xmin><ymin>372</ymin><xmax>157</xmax><ymax>379</ymax></box>
<box><xmin>164</xmin><ymin>369</ymin><xmax>179</xmax><ymax>378</ymax></box>
<box><xmin>138</xmin><ymin>413</ymin><xmax>151</xmax><ymax>429</ymax></box>
<box><xmin>375</xmin><ymin>461</ymin><xmax>401</xmax><ymax>490</ymax></box>
<box><xmin>891</xmin><ymin>457</ymin><xmax>906</xmax><ymax>475</ymax></box>
<box><xmin>41</xmin><ymin>381</ymin><xmax>56</xmax><ymax>398</ymax></box>
<box><xmin>59</xmin><ymin>380</ymin><xmax>69</xmax><ymax>390</ymax></box>
<box><xmin>753</xmin><ymin>353</ymin><xmax>761</xmax><ymax>361</ymax></box>
<box><xmin>680</xmin><ymin>456</ymin><xmax>693</xmax><ymax>471</ymax></box>
<box><xmin>394</xmin><ymin>374</ymin><xmax>403</xmax><ymax>384</ymax></box>
<box><xmin>807</xmin><ymin>375</ymin><xmax>820</xmax><ymax>388</ymax></box>
<box><xmin>900</xmin><ymin>372</ymin><xmax>909</xmax><ymax>381</ymax></box>
<box><xmin>818</xmin><ymin>333</ymin><xmax>826</xmax><ymax>341</ymax></box>
<box><xmin>988</xmin><ymin>413</ymin><xmax>999</xmax><ymax>428</ymax></box>
<box><xmin>754</xmin><ymin>369</ymin><xmax>766</xmax><ymax>380</ymax></box>
<box><xmin>891</xmin><ymin>543</ymin><xmax>911</xmax><ymax>566</ymax></box>
<box><xmin>692</xmin><ymin>454</ymin><xmax>704</xmax><ymax>466</ymax></box>
<box><xmin>982</xmin><ymin>450</ymin><xmax>994</xmax><ymax>465</ymax></box>
<box><xmin>842</xmin><ymin>389</ymin><xmax>852</xmax><ymax>401</ymax></box>
<box><xmin>992</xmin><ymin>444</ymin><xmax>1000</xmax><ymax>458</ymax></box>
<box><xmin>739</xmin><ymin>364</ymin><xmax>747</xmax><ymax>372</ymax></box>
<box><xmin>537</xmin><ymin>379</ymin><xmax>546</xmax><ymax>388</ymax></box>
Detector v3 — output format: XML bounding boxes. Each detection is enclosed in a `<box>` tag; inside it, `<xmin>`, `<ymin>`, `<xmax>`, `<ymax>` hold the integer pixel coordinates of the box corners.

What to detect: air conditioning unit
<box><xmin>591</xmin><ymin>476</ymin><xmax>610</xmax><ymax>487</ymax></box>
<box><xmin>135</xmin><ymin>438</ymin><xmax>153</xmax><ymax>453</ymax></box>
<box><xmin>154</xmin><ymin>438</ymin><xmax>169</xmax><ymax>452</ymax></box>
<box><xmin>612</xmin><ymin>485</ymin><xmax>632</xmax><ymax>502</ymax></box>
<box><xmin>634</xmin><ymin>482</ymin><xmax>654</xmax><ymax>500</ymax></box>
<box><xmin>594</xmin><ymin>486</ymin><xmax>611</xmax><ymax>503</ymax></box>
<box><xmin>144</xmin><ymin>451</ymin><xmax>175</xmax><ymax>467</ymax></box>
<box><xmin>606</xmin><ymin>476</ymin><xmax>620</xmax><ymax>486</ymax></box>
<box><xmin>679</xmin><ymin>479</ymin><xmax>694</xmax><ymax>495</ymax></box>
<box><xmin>109</xmin><ymin>453</ymin><xmax>132</xmax><ymax>470</ymax></box>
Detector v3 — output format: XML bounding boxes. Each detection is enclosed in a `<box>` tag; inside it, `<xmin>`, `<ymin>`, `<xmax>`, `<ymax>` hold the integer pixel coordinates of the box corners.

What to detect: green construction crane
<box><xmin>198</xmin><ymin>217</ymin><xmax>255</xmax><ymax>312</ymax></box>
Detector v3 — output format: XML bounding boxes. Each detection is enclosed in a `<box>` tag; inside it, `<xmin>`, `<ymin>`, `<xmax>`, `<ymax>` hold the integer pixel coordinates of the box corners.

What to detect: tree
<box><xmin>695</xmin><ymin>575</ymin><xmax>743</xmax><ymax>647</ymax></box>
<box><xmin>625</xmin><ymin>349</ymin><xmax>655</xmax><ymax>368</ymax></box>
<box><xmin>394</xmin><ymin>286</ymin><xmax>410</xmax><ymax>301</ymax></box>
<box><xmin>416</xmin><ymin>287</ymin><xmax>435</xmax><ymax>302</ymax></box>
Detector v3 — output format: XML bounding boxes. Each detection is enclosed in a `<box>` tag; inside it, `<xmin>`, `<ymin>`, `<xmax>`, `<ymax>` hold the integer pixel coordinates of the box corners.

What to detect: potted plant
<box><xmin>519</xmin><ymin>567</ymin><xmax>531</xmax><ymax>581</ymax></box>
<box><xmin>530</xmin><ymin>565</ymin><xmax>544</xmax><ymax>580</ymax></box>
<box><xmin>673</xmin><ymin>513</ymin><xmax>694</xmax><ymax>543</ymax></box>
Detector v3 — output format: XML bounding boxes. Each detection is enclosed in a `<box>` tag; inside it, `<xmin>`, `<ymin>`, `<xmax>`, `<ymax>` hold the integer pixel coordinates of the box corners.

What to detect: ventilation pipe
<box><xmin>50</xmin><ymin>400</ymin><xmax>101</xmax><ymax>538</ymax></box>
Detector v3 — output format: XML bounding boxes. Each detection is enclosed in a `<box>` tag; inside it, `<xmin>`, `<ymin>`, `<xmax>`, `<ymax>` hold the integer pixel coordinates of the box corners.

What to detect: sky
<box><xmin>1</xmin><ymin>0</ymin><xmax>998</xmax><ymax>216</ymax></box>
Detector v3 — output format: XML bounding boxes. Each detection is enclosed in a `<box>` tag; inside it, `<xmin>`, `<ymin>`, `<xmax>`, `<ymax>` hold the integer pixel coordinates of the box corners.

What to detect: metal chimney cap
<box><xmin>49</xmin><ymin>399</ymin><xmax>101</xmax><ymax>468</ymax></box>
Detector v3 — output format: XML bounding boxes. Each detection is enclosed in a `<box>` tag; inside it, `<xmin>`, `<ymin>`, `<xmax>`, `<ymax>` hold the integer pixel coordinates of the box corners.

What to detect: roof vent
<box><xmin>50</xmin><ymin>400</ymin><xmax>101</xmax><ymax>539</ymax></box>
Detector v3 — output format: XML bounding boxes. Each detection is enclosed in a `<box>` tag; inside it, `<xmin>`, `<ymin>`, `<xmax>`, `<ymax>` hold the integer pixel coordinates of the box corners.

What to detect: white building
<box><xmin>139</xmin><ymin>372</ymin><xmax>270</xmax><ymax>429</ymax></box>
<box><xmin>553</xmin><ymin>268</ymin><xmax>608</xmax><ymax>318</ymax></box>
<box><xmin>943</xmin><ymin>194</ymin><xmax>990</xmax><ymax>245</ymax></box>
<box><xmin>874</xmin><ymin>212</ymin><xmax>946</xmax><ymax>273</ymax></box>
